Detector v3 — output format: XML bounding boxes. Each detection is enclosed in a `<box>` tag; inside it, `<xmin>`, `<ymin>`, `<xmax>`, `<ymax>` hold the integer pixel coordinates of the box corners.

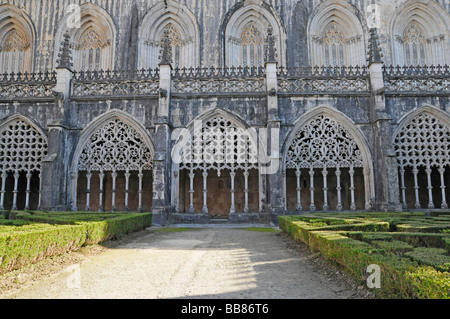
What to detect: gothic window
<box><xmin>176</xmin><ymin>116</ymin><xmax>259</xmax><ymax>216</ymax></box>
<box><xmin>222</xmin><ymin>3</ymin><xmax>286</xmax><ymax>68</ymax></box>
<box><xmin>391</xmin><ymin>2</ymin><xmax>449</xmax><ymax>66</ymax></box>
<box><xmin>55</xmin><ymin>3</ymin><xmax>116</xmax><ymax>72</ymax></box>
<box><xmin>161</xmin><ymin>24</ymin><xmax>184</xmax><ymax>68</ymax></box>
<box><xmin>76</xmin><ymin>119</ymin><xmax>153</xmax><ymax>212</ymax></box>
<box><xmin>75</xmin><ymin>28</ymin><xmax>110</xmax><ymax>71</ymax></box>
<box><xmin>0</xmin><ymin>29</ymin><xmax>29</xmax><ymax>73</ymax></box>
<box><xmin>0</xmin><ymin>119</ymin><xmax>47</xmax><ymax>210</ymax></box>
<box><xmin>138</xmin><ymin>2</ymin><xmax>199</xmax><ymax>69</ymax></box>
<box><xmin>308</xmin><ymin>3</ymin><xmax>366</xmax><ymax>67</ymax></box>
<box><xmin>285</xmin><ymin>115</ymin><xmax>367</xmax><ymax>212</ymax></box>
<box><xmin>403</xmin><ymin>23</ymin><xmax>426</xmax><ymax>66</ymax></box>
<box><xmin>240</xmin><ymin>25</ymin><xmax>264</xmax><ymax>68</ymax></box>
<box><xmin>394</xmin><ymin>113</ymin><xmax>449</xmax><ymax>209</ymax></box>
<box><xmin>322</xmin><ymin>23</ymin><xmax>345</xmax><ymax>67</ymax></box>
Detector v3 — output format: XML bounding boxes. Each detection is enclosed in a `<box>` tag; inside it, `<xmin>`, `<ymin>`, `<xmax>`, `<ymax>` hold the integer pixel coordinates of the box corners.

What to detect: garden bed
<box><xmin>0</xmin><ymin>211</ymin><xmax>152</xmax><ymax>275</ymax></box>
<box><xmin>279</xmin><ymin>212</ymin><xmax>450</xmax><ymax>299</ymax></box>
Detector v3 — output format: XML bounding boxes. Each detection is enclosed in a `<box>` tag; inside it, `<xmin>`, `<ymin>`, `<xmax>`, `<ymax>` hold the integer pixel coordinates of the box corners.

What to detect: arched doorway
<box><xmin>70</xmin><ymin>112</ymin><xmax>154</xmax><ymax>212</ymax></box>
<box><xmin>0</xmin><ymin>116</ymin><xmax>47</xmax><ymax>210</ymax></box>
<box><xmin>283</xmin><ymin>109</ymin><xmax>374</xmax><ymax>212</ymax></box>
<box><xmin>174</xmin><ymin>112</ymin><xmax>260</xmax><ymax>219</ymax></box>
<box><xmin>394</xmin><ymin>107</ymin><xmax>450</xmax><ymax>210</ymax></box>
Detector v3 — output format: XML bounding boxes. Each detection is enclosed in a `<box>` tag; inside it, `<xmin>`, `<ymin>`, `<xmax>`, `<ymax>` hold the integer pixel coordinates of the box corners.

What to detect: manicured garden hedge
<box><xmin>0</xmin><ymin>211</ymin><xmax>152</xmax><ymax>275</ymax></box>
<box><xmin>280</xmin><ymin>212</ymin><xmax>450</xmax><ymax>299</ymax></box>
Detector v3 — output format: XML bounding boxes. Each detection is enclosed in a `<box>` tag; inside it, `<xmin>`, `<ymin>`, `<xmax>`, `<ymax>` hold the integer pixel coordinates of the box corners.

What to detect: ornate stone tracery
<box><xmin>0</xmin><ymin>118</ymin><xmax>47</xmax><ymax>210</ymax></box>
<box><xmin>394</xmin><ymin>112</ymin><xmax>450</xmax><ymax>209</ymax></box>
<box><xmin>75</xmin><ymin>118</ymin><xmax>153</xmax><ymax>212</ymax></box>
<box><xmin>0</xmin><ymin>5</ymin><xmax>35</xmax><ymax>73</ymax></box>
<box><xmin>78</xmin><ymin>119</ymin><xmax>153</xmax><ymax>172</ymax></box>
<box><xmin>179</xmin><ymin>116</ymin><xmax>258</xmax><ymax>174</ymax></box>
<box><xmin>286</xmin><ymin>115</ymin><xmax>364</xmax><ymax>170</ymax></box>
<box><xmin>177</xmin><ymin>115</ymin><xmax>259</xmax><ymax>214</ymax></box>
<box><xmin>285</xmin><ymin>115</ymin><xmax>367</xmax><ymax>211</ymax></box>
<box><xmin>240</xmin><ymin>24</ymin><xmax>264</xmax><ymax>67</ymax></box>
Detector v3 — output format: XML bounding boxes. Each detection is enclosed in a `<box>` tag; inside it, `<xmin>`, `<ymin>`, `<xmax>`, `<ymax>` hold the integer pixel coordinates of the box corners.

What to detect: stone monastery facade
<box><xmin>0</xmin><ymin>0</ymin><xmax>449</xmax><ymax>226</ymax></box>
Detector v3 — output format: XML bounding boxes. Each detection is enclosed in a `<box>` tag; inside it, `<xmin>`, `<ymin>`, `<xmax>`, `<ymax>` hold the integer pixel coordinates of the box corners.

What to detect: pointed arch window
<box><xmin>240</xmin><ymin>25</ymin><xmax>265</xmax><ymax>68</ymax></box>
<box><xmin>391</xmin><ymin>2</ymin><xmax>449</xmax><ymax>66</ymax></box>
<box><xmin>161</xmin><ymin>24</ymin><xmax>184</xmax><ymax>68</ymax></box>
<box><xmin>74</xmin><ymin>118</ymin><xmax>154</xmax><ymax>212</ymax></box>
<box><xmin>403</xmin><ymin>23</ymin><xmax>426</xmax><ymax>66</ymax></box>
<box><xmin>285</xmin><ymin>115</ymin><xmax>371</xmax><ymax>212</ymax></box>
<box><xmin>75</xmin><ymin>28</ymin><xmax>110</xmax><ymax>71</ymax></box>
<box><xmin>394</xmin><ymin>112</ymin><xmax>449</xmax><ymax>210</ymax></box>
<box><xmin>308</xmin><ymin>3</ymin><xmax>366</xmax><ymax>67</ymax></box>
<box><xmin>322</xmin><ymin>23</ymin><xmax>345</xmax><ymax>67</ymax></box>
<box><xmin>0</xmin><ymin>29</ymin><xmax>29</xmax><ymax>73</ymax></box>
<box><xmin>0</xmin><ymin>119</ymin><xmax>47</xmax><ymax>210</ymax></box>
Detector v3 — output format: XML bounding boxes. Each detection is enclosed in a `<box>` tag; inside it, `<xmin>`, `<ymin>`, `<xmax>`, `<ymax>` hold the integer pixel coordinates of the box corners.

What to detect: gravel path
<box><xmin>3</xmin><ymin>227</ymin><xmax>373</xmax><ymax>299</ymax></box>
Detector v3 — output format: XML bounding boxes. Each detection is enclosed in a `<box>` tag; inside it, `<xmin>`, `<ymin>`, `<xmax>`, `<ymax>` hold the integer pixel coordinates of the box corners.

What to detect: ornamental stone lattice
<box><xmin>178</xmin><ymin>116</ymin><xmax>259</xmax><ymax>214</ymax></box>
<box><xmin>77</xmin><ymin>118</ymin><xmax>153</xmax><ymax>212</ymax></box>
<box><xmin>0</xmin><ymin>119</ymin><xmax>47</xmax><ymax>210</ymax></box>
<box><xmin>286</xmin><ymin>115</ymin><xmax>365</xmax><ymax>211</ymax></box>
<box><xmin>394</xmin><ymin>113</ymin><xmax>449</xmax><ymax>209</ymax></box>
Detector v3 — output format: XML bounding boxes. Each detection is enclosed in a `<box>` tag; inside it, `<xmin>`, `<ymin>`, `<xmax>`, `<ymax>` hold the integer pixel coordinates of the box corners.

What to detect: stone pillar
<box><xmin>152</xmin><ymin>61</ymin><xmax>173</xmax><ymax>226</ymax></box>
<box><xmin>264</xmin><ymin>28</ymin><xmax>284</xmax><ymax>225</ymax></box>
<box><xmin>368</xmin><ymin>28</ymin><xmax>402</xmax><ymax>212</ymax></box>
<box><xmin>40</xmin><ymin>125</ymin><xmax>69</xmax><ymax>211</ymax></box>
<box><xmin>40</xmin><ymin>31</ymin><xmax>74</xmax><ymax>211</ymax></box>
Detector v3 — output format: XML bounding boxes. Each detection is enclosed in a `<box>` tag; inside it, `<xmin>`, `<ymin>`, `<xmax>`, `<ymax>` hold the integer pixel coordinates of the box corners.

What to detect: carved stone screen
<box><xmin>285</xmin><ymin>115</ymin><xmax>366</xmax><ymax>211</ymax></box>
<box><xmin>0</xmin><ymin>119</ymin><xmax>47</xmax><ymax>210</ymax></box>
<box><xmin>394</xmin><ymin>113</ymin><xmax>449</xmax><ymax>209</ymax></box>
<box><xmin>76</xmin><ymin>119</ymin><xmax>153</xmax><ymax>212</ymax></box>
<box><xmin>177</xmin><ymin>116</ymin><xmax>259</xmax><ymax>218</ymax></box>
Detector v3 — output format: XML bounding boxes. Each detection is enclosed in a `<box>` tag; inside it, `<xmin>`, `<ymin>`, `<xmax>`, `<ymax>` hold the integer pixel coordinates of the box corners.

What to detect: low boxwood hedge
<box><xmin>0</xmin><ymin>211</ymin><xmax>152</xmax><ymax>275</ymax></box>
<box><xmin>280</xmin><ymin>213</ymin><xmax>450</xmax><ymax>299</ymax></box>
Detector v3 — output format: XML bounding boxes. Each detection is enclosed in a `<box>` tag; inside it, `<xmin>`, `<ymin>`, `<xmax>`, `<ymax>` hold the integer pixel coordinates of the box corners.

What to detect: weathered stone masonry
<box><xmin>0</xmin><ymin>0</ymin><xmax>449</xmax><ymax>226</ymax></box>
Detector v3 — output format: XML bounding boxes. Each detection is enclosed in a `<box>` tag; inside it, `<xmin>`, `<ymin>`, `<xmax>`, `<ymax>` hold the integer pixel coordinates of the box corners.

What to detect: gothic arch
<box><xmin>390</xmin><ymin>0</ymin><xmax>450</xmax><ymax>66</ymax></box>
<box><xmin>221</xmin><ymin>0</ymin><xmax>286</xmax><ymax>68</ymax></box>
<box><xmin>393</xmin><ymin>105</ymin><xmax>450</xmax><ymax>209</ymax></box>
<box><xmin>0</xmin><ymin>114</ymin><xmax>47</xmax><ymax>210</ymax></box>
<box><xmin>70</xmin><ymin>110</ymin><xmax>154</xmax><ymax>212</ymax></box>
<box><xmin>308</xmin><ymin>0</ymin><xmax>367</xmax><ymax>67</ymax></box>
<box><xmin>138</xmin><ymin>0</ymin><xmax>200</xmax><ymax>69</ymax></box>
<box><xmin>173</xmin><ymin>108</ymin><xmax>260</xmax><ymax>217</ymax></box>
<box><xmin>0</xmin><ymin>4</ymin><xmax>35</xmax><ymax>73</ymax></box>
<box><xmin>54</xmin><ymin>3</ymin><xmax>117</xmax><ymax>71</ymax></box>
<box><xmin>283</xmin><ymin>106</ymin><xmax>375</xmax><ymax>212</ymax></box>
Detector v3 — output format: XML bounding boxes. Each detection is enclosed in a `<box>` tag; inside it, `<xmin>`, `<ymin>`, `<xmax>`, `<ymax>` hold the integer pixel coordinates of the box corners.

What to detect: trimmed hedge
<box><xmin>280</xmin><ymin>213</ymin><xmax>450</xmax><ymax>299</ymax></box>
<box><xmin>0</xmin><ymin>212</ymin><xmax>152</xmax><ymax>275</ymax></box>
<box><xmin>0</xmin><ymin>224</ymin><xmax>87</xmax><ymax>275</ymax></box>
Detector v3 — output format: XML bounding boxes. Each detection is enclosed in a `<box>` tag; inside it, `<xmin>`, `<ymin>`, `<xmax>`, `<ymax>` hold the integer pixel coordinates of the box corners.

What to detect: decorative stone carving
<box><xmin>394</xmin><ymin>112</ymin><xmax>449</xmax><ymax>209</ymax></box>
<box><xmin>0</xmin><ymin>119</ymin><xmax>47</xmax><ymax>210</ymax></box>
<box><xmin>78</xmin><ymin>119</ymin><xmax>153</xmax><ymax>172</ymax></box>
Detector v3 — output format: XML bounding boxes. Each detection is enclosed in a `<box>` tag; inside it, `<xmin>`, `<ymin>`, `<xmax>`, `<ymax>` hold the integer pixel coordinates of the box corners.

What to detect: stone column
<box><xmin>40</xmin><ymin>125</ymin><xmax>69</xmax><ymax>211</ymax></box>
<box><xmin>41</xmin><ymin>32</ymin><xmax>74</xmax><ymax>211</ymax></box>
<box><xmin>367</xmin><ymin>28</ymin><xmax>402</xmax><ymax>212</ymax></box>
<box><xmin>264</xmin><ymin>29</ymin><xmax>283</xmax><ymax>225</ymax></box>
<box><xmin>152</xmin><ymin>61</ymin><xmax>173</xmax><ymax>226</ymax></box>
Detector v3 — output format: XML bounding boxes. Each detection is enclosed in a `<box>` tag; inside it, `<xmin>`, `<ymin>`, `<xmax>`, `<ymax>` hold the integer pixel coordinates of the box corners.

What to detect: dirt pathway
<box><xmin>1</xmin><ymin>227</ymin><xmax>373</xmax><ymax>299</ymax></box>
